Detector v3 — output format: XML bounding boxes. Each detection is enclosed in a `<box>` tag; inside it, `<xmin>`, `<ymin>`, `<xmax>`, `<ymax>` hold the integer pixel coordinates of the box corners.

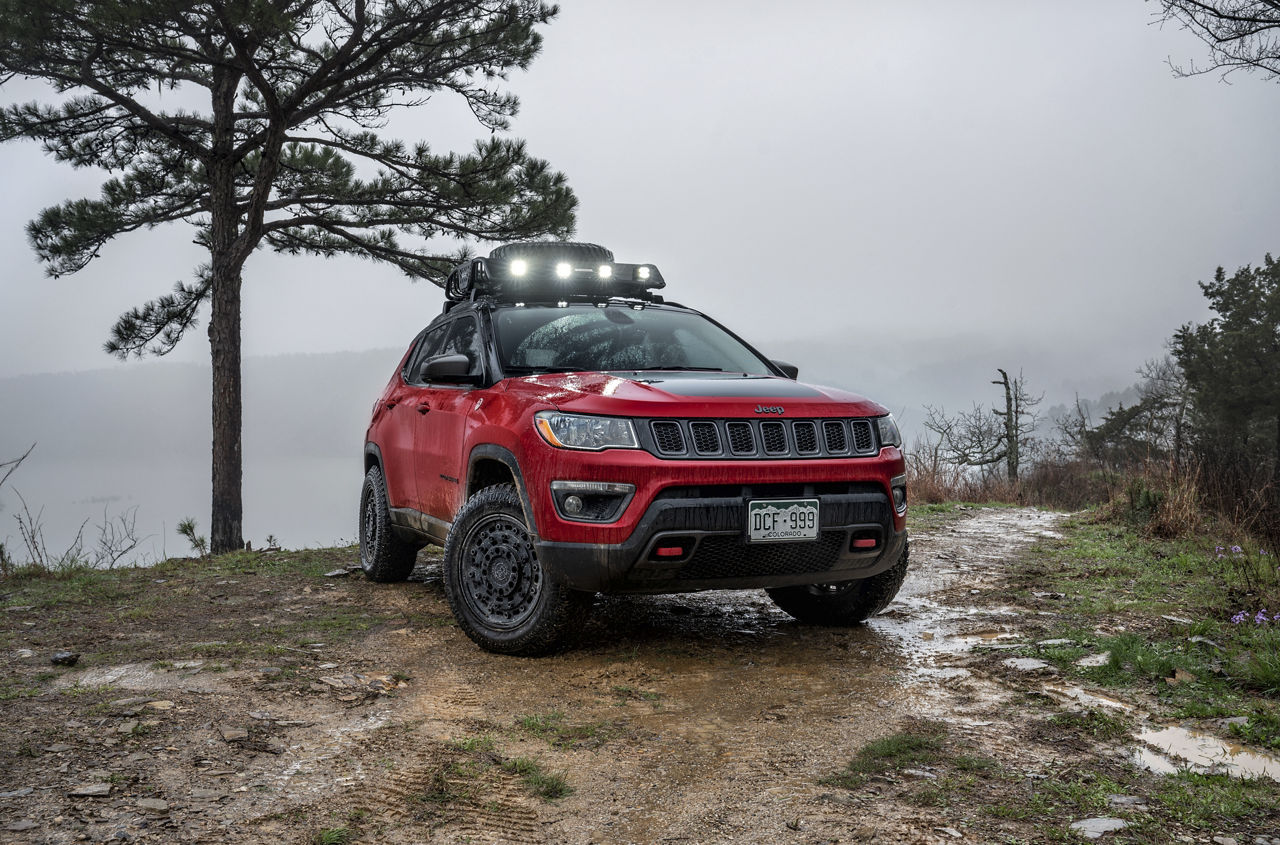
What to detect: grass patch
<box><xmin>501</xmin><ymin>757</ymin><xmax>572</xmax><ymax>800</ymax></box>
<box><xmin>1154</xmin><ymin>771</ymin><xmax>1280</xmax><ymax>828</ymax></box>
<box><xmin>312</xmin><ymin>828</ymin><xmax>352</xmax><ymax>845</ymax></box>
<box><xmin>448</xmin><ymin>734</ymin><xmax>497</xmax><ymax>753</ymax></box>
<box><xmin>515</xmin><ymin>710</ymin><xmax>617</xmax><ymax>749</ymax></box>
<box><xmin>1046</xmin><ymin>709</ymin><xmax>1131</xmax><ymax>743</ymax></box>
<box><xmin>820</xmin><ymin>721</ymin><xmax>948</xmax><ymax>789</ymax></box>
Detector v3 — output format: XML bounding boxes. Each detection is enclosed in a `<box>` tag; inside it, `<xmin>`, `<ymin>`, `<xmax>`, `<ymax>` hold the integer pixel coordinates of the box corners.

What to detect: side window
<box><xmin>440</xmin><ymin>318</ymin><xmax>483</xmax><ymax>375</ymax></box>
<box><xmin>404</xmin><ymin>322</ymin><xmax>450</xmax><ymax>384</ymax></box>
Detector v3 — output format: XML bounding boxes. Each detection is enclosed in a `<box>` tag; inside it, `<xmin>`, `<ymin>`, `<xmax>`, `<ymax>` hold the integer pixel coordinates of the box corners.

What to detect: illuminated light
<box><xmin>555</xmin><ymin>261</ymin><xmax>572</xmax><ymax>279</ymax></box>
<box><xmin>556</xmin><ymin>300</ymin><xmax>568</xmax><ymax>308</ymax></box>
<box><xmin>637</xmin><ymin>265</ymin><xmax>651</xmax><ymax>281</ymax></box>
<box><xmin>510</xmin><ymin>259</ymin><xmax>528</xmax><ymax>277</ymax></box>
<box><xmin>597</xmin><ymin>264</ymin><xmax>612</xmax><ymax>279</ymax></box>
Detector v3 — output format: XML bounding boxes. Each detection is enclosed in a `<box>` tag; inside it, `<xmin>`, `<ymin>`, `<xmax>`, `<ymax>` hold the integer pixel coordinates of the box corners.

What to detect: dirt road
<box><xmin>4</xmin><ymin>507</ymin><xmax>1273</xmax><ymax>844</ymax></box>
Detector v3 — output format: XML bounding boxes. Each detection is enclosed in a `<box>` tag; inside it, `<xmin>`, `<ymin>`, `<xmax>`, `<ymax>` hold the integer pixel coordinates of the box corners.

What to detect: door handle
<box><xmin>416</xmin><ymin>402</ymin><xmax>431</xmax><ymax>414</ymax></box>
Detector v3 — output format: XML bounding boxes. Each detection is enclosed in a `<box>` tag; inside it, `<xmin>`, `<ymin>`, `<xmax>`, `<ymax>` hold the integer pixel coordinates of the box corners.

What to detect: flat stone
<box><xmin>1003</xmin><ymin>657</ymin><xmax>1052</xmax><ymax>672</ymax></box>
<box><xmin>51</xmin><ymin>651</ymin><xmax>80</xmax><ymax>666</ymax></box>
<box><xmin>117</xmin><ymin>720</ymin><xmax>139</xmax><ymax>735</ymax></box>
<box><xmin>1037</xmin><ymin>638</ymin><xmax>1076</xmax><ymax>647</ymax></box>
<box><xmin>323</xmin><ymin>568</ymin><xmax>348</xmax><ymax>577</ymax></box>
<box><xmin>1161</xmin><ymin>614</ymin><xmax>1195</xmax><ymax>625</ymax></box>
<box><xmin>1032</xmin><ymin>591</ymin><xmax>1065</xmax><ymax>599</ymax></box>
<box><xmin>1076</xmin><ymin>652</ymin><xmax>1111</xmax><ymax>668</ymax></box>
<box><xmin>5</xmin><ymin>820</ymin><xmax>38</xmax><ymax>832</ymax></box>
<box><xmin>317</xmin><ymin>676</ymin><xmax>347</xmax><ymax>688</ymax></box>
<box><xmin>144</xmin><ymin>700</ymin><xmax>174</xmax><ymax>711</ymax></box>
<box><xmin>258</xmin><ymin>667</ymin><xmax>282</xmax><ymax>676</ymax></box>
<box><xmin>110</xmin><ymin>697</ymin><xmax>153</xmax><ymax>709</ymax></box>
<box><xmin>1212</xmin><ymin>838</ymin><xmax>1239</xmax><ymax>845</ymax></box>
<box><xmin>219</xmin><ymin>727</ymin><xmax>248</xmax><ymax>742</ymax></box>
<box><xmin>136</xmin><ymin>798</ymin><xmax>169</xmax><ymax>813</ymax></box>
<box><xmin>1223</xmin><ymin>716</ymin><xmax>1249</xmax><ymax>727</ymax></box>
<box><xmin>68</xmin><ymin>783</ymin><xmax>111</xmax><ymax>798</ymax></box>
<box><xmin>42</xmin><ymin>744</ymin><xmax>73</xmax><ymax>753</ymax></box>
<box><xmin>249</xmin><ymin>711</ymin><xmax>274</xmax><ymax>721</ymax></box>
<box><xmin>317</xmin><ymin>663</ymin><xmax>339</xmax><ymax>670</ymax></box>
<box><xmin>0</xmin><ymin>787</ymin><xmax>34</xmax><ymax>798</ymax></box>
<box><xmin>902</xmin><ymin>768</ymin><xmax>938</xmax><ymax>780</ymax></box>
<box><xmin>190</xmin><ymin>788</ymin><xmax>226</xmax><ymax>801</ymax></box>
<box><xmin>934</xmin><ymin>829</ymin><xmax>963</xmax><ymax>839</ymax></box>
<box><xmin>171</xmin><ymin>660</ymin><xmax>203</xmax><ymax>669</ymax></box>
<box><xmin>1189</xmin><ymin>636</ymin><xmax>1224</xmax><ymax>650</ymax></box>
<box><xmin>1069</xmin><ymin>818</ymin><xmax>1129</xmax><ymax>839</ymax></box>
<box><xmin>15</xmin><ymin>648</ymin><xmax>34</xmax><ymax>658</ymax></box>
<box><xmin>4</xmin><ymin>605</ymin><xmax>34</xmax><ymax>612</ymax></box>
<box><xmin>1106</xmin><ymin>794</ymin><xmax>1149</xmax><ymax>810</ymax></box>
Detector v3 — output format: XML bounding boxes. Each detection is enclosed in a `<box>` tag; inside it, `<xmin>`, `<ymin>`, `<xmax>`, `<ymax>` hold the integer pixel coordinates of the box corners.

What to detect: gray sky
<box><xmin>3</xmin><ymin>1</ymin><xmax>1279</xmax><ymax>416</ymax></box>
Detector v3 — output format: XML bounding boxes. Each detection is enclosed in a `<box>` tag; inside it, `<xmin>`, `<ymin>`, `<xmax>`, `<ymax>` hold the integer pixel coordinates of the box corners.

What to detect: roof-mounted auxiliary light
<box><xmin>442</xmin><ymin>241</ymin><xmax>666</xmax><ymax>302</ymax></box>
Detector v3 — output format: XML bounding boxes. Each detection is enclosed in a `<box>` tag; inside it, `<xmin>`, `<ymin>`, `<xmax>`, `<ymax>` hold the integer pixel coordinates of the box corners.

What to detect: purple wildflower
<box><xmin>1215</xmin><ymin>546</ymin><xmax>1224</xmax><ymax>553</ymax></box>
<box><xmin>1232</xmin><ymin>611</ymin><xmax>1248</xmax><ymax>624</ymax></box>
<box><xmin>1257</xmin><ymin>609</ymin><xmax>1271</xmax><ymax>625</ymax></box>
<box><xmin>1231</xmin><ymin>545</ymin><xmax>1243</xmax><ymax>554</ymax></box>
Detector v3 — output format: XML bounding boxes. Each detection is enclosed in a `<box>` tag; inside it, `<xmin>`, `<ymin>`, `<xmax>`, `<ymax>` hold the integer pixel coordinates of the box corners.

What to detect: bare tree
<box><xmin>924</xmin><ymin>369</ymin><xmax>1041</xmax><ymax>483</ymax></box>
<box><xmin>1156</xmin><ymin>1</ymin><xmax>1280</xmax><ymax>80</ymax></box>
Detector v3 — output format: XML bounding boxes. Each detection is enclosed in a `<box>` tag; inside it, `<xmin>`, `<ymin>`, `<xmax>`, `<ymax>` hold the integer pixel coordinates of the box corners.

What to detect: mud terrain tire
<box><xmin>443</xmin><ymin>484</ymin><xmax>592</xmax><ymax>656</ymax></box>
<box><xmin>766</xmin><ymin>542</ymin><xmax>909</xmax><ymax>625</ymax></box>
<box><xmin>358</xmin><ymin>465</ymin><xmax>418</xmax><ymax>583</ymax></box>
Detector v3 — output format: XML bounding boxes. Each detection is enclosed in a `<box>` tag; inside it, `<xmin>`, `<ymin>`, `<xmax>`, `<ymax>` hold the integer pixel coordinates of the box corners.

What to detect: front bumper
<box><xmin>535</xmin><ymin>484</ymin><xmax>906</xmax><ymax>593</ymax></box>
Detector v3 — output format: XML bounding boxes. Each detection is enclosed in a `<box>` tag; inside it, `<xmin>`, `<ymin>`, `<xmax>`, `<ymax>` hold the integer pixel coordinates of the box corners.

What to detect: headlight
<box><xmin>534</xmin><ymin>411</ymin><xmax>639</xmax><ymax>451</ymax></box>
<box><xmin>876</xmin><ymin>414</ymin><xmax>902</xmax><ymax>448</ymax></box>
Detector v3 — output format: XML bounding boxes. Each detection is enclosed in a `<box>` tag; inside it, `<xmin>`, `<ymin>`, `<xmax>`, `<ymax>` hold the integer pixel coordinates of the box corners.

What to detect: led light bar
<box><xmin>443</xmin><ymin>242</ymin><xmax>665</xmax><ymax>302</ymax></box>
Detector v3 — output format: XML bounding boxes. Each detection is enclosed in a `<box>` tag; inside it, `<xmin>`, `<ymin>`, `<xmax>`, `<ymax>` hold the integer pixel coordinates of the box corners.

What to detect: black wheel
<box><xmin>767</xmin><ymin>541</ymin><xmax>909</xmax><ymax>625</ymax></box>
<box><xmin>358</xmin><ymin>465</ymin><xmax>418</xmax><ymax>583</ymax></box>
<box><xmin>442</xmin><ymin>484</ymin><xmax>591</xmax><ymax>656</ymax></box>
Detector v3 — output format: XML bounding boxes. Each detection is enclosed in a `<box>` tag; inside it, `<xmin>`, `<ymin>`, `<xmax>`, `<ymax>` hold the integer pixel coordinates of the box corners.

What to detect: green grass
<box><xmin>1154</xmin><ymin>771</ymin><xmax>1280</xmax><ymax>828</ymax></box>
<box><xmin>312</xmin><ymin>828</ymin><xmax>353</xmax><ymax>845</ymax></box>
<box><xmin>820</xmin><ymin>722</ymin><xmax>948</xmax><ymax>789</ymax></box>
<box><xmin>515</xmin><ymin>710</ymin><xmax>617</xmax><ymax>749</ymax></box>
<box><xmin>998</xmin><ymin>514</ymin><xmax>1280</xmax><ymax>748</ymax></box>
<box><xmin>501</xmin><ymin>757</ymin><xmax>572</xmax><ymax>800</ymax></box>
<box><xmin>448</xmin><ymin>734</ymin><xmax>497</xmax><ymax>753</ymax></box>
<box><xmin>1046</xmin><ymin>709</ymin><xmax>1131</xmax><ymax>742</ymax></box>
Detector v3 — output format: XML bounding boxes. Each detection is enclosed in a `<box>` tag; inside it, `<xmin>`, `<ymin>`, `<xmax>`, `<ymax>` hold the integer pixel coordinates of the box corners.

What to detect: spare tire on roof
<box><xmin>488</xmin><ymin>241</ymin><xmax>614</xmax><ymax>265</ymax></box>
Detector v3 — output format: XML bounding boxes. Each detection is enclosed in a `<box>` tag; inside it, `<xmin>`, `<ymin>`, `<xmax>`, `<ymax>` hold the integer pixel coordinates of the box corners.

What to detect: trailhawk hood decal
<box><xmin>500</xmin><ymin>371</ymin><xmax>888</xmax><ymax>417</ymax></box>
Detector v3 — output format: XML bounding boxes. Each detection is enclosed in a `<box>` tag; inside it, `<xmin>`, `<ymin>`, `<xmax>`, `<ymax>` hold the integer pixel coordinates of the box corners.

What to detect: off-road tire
<box><xmin>442</xmin><ymin>484</ymin><xmax>592</xmax><ymax>656</ymax></box>
<box><xmin>358</xmin><ymin>465</ymin><xmax>418</xmax><ymax>583</ymax></box>
<box><xmin>766</xmin><ymin>541</ymin><xmax>910</xmax><ymax>625</ymax></box>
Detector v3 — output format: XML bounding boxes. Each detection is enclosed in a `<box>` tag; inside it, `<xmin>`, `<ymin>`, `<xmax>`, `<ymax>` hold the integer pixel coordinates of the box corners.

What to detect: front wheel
<box><xmin>442</xmin><ymin>484</ymin><xmax>591</xmax><ymax>656</ymax></box>
<box><xmin>767</xmin><ymin>542</ymin><xmax>909</xmax><ymax>625</ymax></box>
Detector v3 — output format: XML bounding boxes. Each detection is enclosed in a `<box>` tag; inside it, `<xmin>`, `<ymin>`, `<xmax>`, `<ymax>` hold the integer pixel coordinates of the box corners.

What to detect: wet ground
<box><xmin>4</xmin><ymin>507</ymin><xmax>1279</xmax><ymax>843</ymax></box>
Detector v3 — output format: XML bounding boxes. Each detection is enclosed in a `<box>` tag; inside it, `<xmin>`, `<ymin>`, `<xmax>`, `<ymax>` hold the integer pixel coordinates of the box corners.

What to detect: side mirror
<box><xmin>772</xmin><ymin>360</ymin><xmax>799</xmax><ymax>380</ymax></box>
<box><xmin>421</xmin><ymin>354</ymin><xmax>480</xmax><ymax>384</ymax></box>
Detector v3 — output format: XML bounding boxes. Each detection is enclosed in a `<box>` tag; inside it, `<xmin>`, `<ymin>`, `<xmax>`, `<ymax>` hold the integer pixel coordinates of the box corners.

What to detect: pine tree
<box><xmin>0</xmin><ymin>0</ymin><xmax>576</xmax><ymax>552</ymax></box>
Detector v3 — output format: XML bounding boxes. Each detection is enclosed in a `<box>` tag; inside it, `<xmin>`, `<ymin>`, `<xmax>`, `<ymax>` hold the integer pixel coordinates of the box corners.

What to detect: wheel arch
<box><xmin>466</xmin><ymin>445</ymin><xmax>540</xmax><ymax>538</ymax></box>
<box><xmin>364</xmin><ymin>442</ymin><xmax>383</xmax><ymax>473</ymax></box>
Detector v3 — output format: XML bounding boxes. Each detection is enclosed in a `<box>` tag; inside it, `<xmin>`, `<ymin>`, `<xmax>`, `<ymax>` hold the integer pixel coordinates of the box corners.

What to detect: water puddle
<box><xmin>1042</xmin><ymin>683</ymin><xmax>1134</xmax><ymax>712</ymax></box>
<box><xmin>1132</xmin><ymin>725</ymin><xmax>1280</xmax><ymax>781</ymax></box>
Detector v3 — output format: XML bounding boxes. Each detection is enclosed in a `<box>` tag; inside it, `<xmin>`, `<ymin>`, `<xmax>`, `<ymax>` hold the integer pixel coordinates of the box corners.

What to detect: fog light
<box><xmin>563</xmin><ymin>495</ymin><xmax>584</xmax><ymax>515</ymax></box>
<box><xmin>555</xmin><ymin>261</ymin><xmax>572</xmax><ymax>279</ymax></box>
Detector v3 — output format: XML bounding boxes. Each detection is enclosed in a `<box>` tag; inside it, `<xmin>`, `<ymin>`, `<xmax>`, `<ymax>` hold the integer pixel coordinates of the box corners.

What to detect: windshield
<box><xmin>493</xmin><ymin>304</ymin><xmax>774</xmax><ymax>375</ymax></box>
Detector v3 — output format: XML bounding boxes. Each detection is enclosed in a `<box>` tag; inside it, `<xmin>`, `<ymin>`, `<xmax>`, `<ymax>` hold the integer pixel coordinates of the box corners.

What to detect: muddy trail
<box><xmin>3</xmin><ymin>507</ymin><xmax>1277</xmax><ymax>844</ymax></box>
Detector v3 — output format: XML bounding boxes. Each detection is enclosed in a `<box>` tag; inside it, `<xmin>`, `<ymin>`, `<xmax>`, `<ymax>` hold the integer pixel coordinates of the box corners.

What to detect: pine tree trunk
<box><xmin>207</xmin><ymin>67</ymin><xmax>244</xmax><ymax>555</ymax></box>
<box><xmin>208</xmin><ymin>265</ymin><xmax>243</xmax><ymax>554</ymax></box>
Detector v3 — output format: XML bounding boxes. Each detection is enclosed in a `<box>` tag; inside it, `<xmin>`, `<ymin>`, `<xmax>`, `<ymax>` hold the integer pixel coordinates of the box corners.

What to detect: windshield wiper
<box><xmin>502</xmin><ymin>365</ymin><xmax>585</xmax><ymax>375</ymax></box>
<box><xmin>631</xmin><ymin>366</ymin><xmax>724</xmax><ymax>372</ymax></box>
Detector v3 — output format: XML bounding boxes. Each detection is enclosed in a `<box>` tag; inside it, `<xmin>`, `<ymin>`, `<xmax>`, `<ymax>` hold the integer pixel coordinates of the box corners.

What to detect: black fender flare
<box><xmin>466</xmin><ymin>444</ymin><xmax>540</xmax><ymax>540</ymax></box>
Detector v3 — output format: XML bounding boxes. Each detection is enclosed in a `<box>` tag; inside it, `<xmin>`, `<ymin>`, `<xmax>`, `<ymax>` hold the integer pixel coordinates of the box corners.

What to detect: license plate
<box><xmin>747</xmin><ymin>498</ymin><xmax>820</xmax><ymax>543</ymax></box>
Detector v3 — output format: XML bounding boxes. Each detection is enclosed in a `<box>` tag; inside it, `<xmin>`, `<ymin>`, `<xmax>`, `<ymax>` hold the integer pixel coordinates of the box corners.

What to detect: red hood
<box><xmin>499</xmin><ymin>371</ymin><xmax>888</xmax><ymax>418</ymax></box>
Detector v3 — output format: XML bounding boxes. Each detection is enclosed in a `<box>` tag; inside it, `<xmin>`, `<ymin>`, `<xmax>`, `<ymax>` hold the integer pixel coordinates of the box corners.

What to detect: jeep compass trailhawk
<box><xmin>361</xmin><ymin>242</ymin><xmax>908</xmax><ymax>655</ymax></box>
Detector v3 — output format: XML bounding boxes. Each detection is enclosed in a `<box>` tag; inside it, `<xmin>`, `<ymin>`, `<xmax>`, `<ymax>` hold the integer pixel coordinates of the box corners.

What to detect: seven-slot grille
<box><xmin>643</xmin><ymin>418</ymin><xmax>880</xmax><ymax>460</ymax></box>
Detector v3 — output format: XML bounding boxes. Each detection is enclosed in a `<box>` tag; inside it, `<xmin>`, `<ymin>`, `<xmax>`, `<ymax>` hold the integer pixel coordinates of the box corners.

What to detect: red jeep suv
<box><xmin>361</xmin><ymin>242</ymin><xmax>908</xmax><ymax>655</ymax></box>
